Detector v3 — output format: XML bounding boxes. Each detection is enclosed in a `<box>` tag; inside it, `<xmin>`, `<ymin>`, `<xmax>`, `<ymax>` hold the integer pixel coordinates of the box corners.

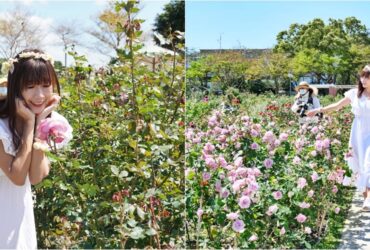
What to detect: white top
<box><xmin>0</xmin><ymin>111</ymin><xmax>72</xmax><ymax>249</ymax></box>
<box><xmin>344</xmin><ymin>88</ymin><xmax>370</xmax><ymax>191</ymax></box>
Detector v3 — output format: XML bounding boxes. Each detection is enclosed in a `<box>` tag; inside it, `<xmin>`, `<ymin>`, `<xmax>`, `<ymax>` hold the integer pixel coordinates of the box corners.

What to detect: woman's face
<box><xmin>361</xmin><ymin>76</ymin><xmax>370</xmax><ymax>89</ymax></box>
<box><xmin>21</xmin><ymin>82</ymin><xmax>53</xmax><ymax>115</ymax></box>
<box><xmin>299</xmin><ymin>88</ymin><xmax>308</xmax><ymax>95</ymax></box>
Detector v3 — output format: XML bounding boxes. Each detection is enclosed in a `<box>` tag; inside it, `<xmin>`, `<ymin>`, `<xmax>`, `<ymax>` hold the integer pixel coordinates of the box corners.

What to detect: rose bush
<box><xmin>32</xmin><ymin>1</ymin><xmax>185</xmax><ymax>248</ymax></box>
<box><xmin>186</xmin><ymin>93</ymin><xmax>355</xmax><ymax>249</ymax></box>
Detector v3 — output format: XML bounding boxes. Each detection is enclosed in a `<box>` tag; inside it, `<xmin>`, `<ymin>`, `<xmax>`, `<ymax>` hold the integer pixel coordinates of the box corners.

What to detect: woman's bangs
<box><xmin>20</xmin><ymin>60</ymin><xmax>54</xmax><ymax>87</ymax></box>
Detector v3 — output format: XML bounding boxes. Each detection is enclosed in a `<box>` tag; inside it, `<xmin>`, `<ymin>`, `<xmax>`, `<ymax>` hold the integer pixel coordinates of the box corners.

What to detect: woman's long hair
<box><xmin>0</xmin><ymin>49</ymin><xmax>60</xmax><ymax>150</ymax></box>
<box><xmin>357</xmin><ymin>65</ymin><xmax>370</xmax><ymax>98</ymax></box>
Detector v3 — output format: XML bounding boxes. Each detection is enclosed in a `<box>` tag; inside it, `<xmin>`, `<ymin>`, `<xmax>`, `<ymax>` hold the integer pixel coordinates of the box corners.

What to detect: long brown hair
<box><xmin>0</xmin><ymin>49</ymin><xmax>60</xmax><ymax>150</ymax></box>
<box><xmin>357</xmin><ymin>65</ymin><xmax>370</xmax><ymax>98</ymax></box>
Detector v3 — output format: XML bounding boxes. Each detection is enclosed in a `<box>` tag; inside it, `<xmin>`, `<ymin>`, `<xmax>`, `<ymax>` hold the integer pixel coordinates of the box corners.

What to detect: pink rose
<box><xmin>36</xmin><ymin>118</ymin><xmax>70</xmax><ymax>143</ymax></box>
<box><xmin>272</xmin><ymin>191</ymin><xmax>283</xmax><ymax>200</ymax></box>
<box><xmin>297</xmin><ymin>177</ymin><xmax>307</xmax><ymax>189</ymax></box>
<box><xmin>227</xmin><ymin>212</ymin><xmax>239</xmax><ymax>220</ymax></box>
<box><xmin>238</xmin><ymin>195</ymin><xmax>251</xmax><ymax>209</ymax></box>
<box><xmin>295</xmin><ymin>213</ymin><xmax>307</xmax><ymax>223</ymax></box>
<box><xmin>232</xmin><ymin>219</ymin><xmax>245</xmax><ymax>233</ymax></box>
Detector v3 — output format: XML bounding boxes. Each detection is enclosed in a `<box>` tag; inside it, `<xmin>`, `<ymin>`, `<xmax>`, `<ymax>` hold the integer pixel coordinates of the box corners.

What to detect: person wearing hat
<box><xmin>291</xmin><ymin>81</ymin><xmax>321</xmax><ymax>123</ymax></box>
<box><xmin>307</xmin><ymin>64</ymin><xmax>370</xmax><ymax>211</ymax></box>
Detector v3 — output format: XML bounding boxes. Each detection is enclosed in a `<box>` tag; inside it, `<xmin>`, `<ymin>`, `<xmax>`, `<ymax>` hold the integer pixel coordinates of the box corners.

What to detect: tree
<box><xmin>52</xmin><ymin>22</ymin><xmax>81</xmax><ymax>67</ymax></box>
<box><xmin>274</xmin><ymin>17</ymin><xmax>370</xmax><ymax>85</ymax></box>
<box><xmin>153</xmin><ymin>0</ymin><xmax>184</xmax><ymax>53</ymax></box>
<box><xmin>87</xmin><ymin>1</ymin><xmax>131</xmax><ymax>57</ymax></box>
<box><xmin>0</xmin><ymin>7</ymin><xmax>44</xmax><ymax>58</ymax></box>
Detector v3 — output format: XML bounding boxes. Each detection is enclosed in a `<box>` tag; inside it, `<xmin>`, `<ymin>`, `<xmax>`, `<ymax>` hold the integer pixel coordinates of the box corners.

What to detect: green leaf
<box><xmin>129</xmin><ymin>227</ymin><xmax>145</xmax><ymax>239</ymax></box>
<box><xmin>136</xmin><ymin>206</ymin><xmax>145</xmax><ymax>220</ymax></box>
<box><xmin>146</xmin><ymin>228</ymin><xmax>157</xmax><ymax>236</ymax></box>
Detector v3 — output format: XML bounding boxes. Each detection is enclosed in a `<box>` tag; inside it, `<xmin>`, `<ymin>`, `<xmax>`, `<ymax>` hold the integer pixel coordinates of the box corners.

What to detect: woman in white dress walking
<box><xmin>0</xmin><ymin>49</ymin><xmax>71</xmax><ymax>249</ymax></box>
<box><xmin>308</xmin><ymin>65</ymin><xmax>370</xmax><ymax>210</ymax></box>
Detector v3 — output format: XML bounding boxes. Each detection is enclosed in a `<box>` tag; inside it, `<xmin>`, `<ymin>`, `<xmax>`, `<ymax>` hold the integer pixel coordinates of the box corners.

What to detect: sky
<box><xmin>0</xmin><ymin>0</ymin><xmax>170</xmax><ymax>67</ymax></box>
<box><xmin>186</xmin><ymin>1</ymin><xmax>370</xmax><ymax>51</ymax></box>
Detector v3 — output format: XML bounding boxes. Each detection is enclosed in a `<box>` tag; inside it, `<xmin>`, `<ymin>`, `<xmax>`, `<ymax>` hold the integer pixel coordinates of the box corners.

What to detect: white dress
<box><xmin>0</xmin><ymin>111</ymin><xmax>72</xmax><ymax>249</ymax></box>
<box><xmin>345</xmin><ymin>88</ymin><xmax>370</xmax><ymax>192</ymax></box>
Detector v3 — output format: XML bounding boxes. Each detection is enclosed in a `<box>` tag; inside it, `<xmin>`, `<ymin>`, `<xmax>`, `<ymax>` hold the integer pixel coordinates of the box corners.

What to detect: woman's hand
<box><xmin>306</xmin><ymin>108</ymin><xmax>319</xmax><ymax>117</ymax></box>
<box><xmin>37</xmin><ymin>94</ymin><xmax>61</xmax><ymax>123</ymax></box>
<box><xmin>16</xmin><ymin>98</ymin><xmax>35</xmax><ymax>124</ymax></box>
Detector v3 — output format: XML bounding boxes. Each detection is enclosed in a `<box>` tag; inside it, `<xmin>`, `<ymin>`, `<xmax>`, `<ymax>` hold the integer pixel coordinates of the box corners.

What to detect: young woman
<box><xmin>0</xmin><ymin>49</ymin><xmax>72</xmax><ymax>248</ymax></box>
<box><xmin>291</xmin><ymin>81</ymin><xmax>321</xmax><ymax>124</ymax></box>
<box><xmin>307</xmin><ymin>65</ymin><xmax>370</xmax><ymax>211</ymax></box>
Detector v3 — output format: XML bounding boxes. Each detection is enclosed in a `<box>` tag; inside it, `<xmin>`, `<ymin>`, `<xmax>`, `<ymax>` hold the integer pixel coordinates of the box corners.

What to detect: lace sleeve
<box><xmin>0</xmin><ymin>119</ymin><xmax>16</xmax><ymax>156</ymax></box>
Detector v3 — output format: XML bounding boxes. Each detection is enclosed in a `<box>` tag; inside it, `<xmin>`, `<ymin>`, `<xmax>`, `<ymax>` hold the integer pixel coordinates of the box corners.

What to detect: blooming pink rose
<box><xmin>297</xmin><ymin>177</ymin><xmax>307</xmax><ymax>189</ymax></box>
<box><xmin>250</xmin><ymin>129</ymin><xmax>259</xmax><ymax>137</ymax></box>
<box><xmin>296</xmin><ymin>213</ymin><xmax>307</xmax><ymax>223</ymax></box>
<box><xmin>232</xmin><ymin>219</ymin><xmax>245</xmax><ymax>233</ymax></box>
<box><xmin>221</xmin><ymin>188</ymin><xmax>230</xmax><ymax>198</ymax></box>
<box><xmin>293</xmin><ymin>156</ymin><xmax>301</xmax><ymax>165</ymax></box>
<box><xmin>238</xmin><ymin>195</ymin><xmax>251</xmax><ymax>209</ymax></box>
<box><xmin>311</xmin><ymin>171</ymin><xmax>319</xmax><ymax>182</ymax></box>
<box><xmin>299</xmin><ymin>202</ymin><xmax>311</xmax><ymax>209</ymax></box>
<box><xmin>311</xmin><ymin>126</ymin><xmax>319</xmax><ymax>134</ymax></box>
<box><xmin>37</xmin><ymin>118</ymin><xmax>70</xmax><ymax>143</ymax></box>
<box><xmin>335</xmin><ymin>207</ymin><xmax>340</xmax><ymax>214</ymax></box>
<box><xmin>308</xmin><ymin>190</ymin><xmax>314</xmax><ymax>198</ymax></box>
<box><xmin>248</xmin><ymin>234</ymin><xmax>258</xmax><ymax>241</ymax></box>
<box><xmin>264</xmin><ymin>158</ymin><xmax>274</xmax><ymax>169</ymax></box>
<box><xmin>234</xmin><ymin>157</ymin><xmax>244</xmax><ymax>168</ymax></box>
<box><xmin>227</xmin><ymin>212</ymin><xmax>239</xmax><ymax>220</ymax></box>
<box><xmin>202</xmin><ymin>172</ymin><xmax>211</xmax><ymax>181</ymax></box>
<box><xmin>266</xmin><ymin>205</ymin><xmax>278</xmax><ymax>216</ymax></box>
<box><xmin>304</xmin><ymin>227</ymin><xmax>312</xmax><ymax>234</ymax></box>
<box><xmin>279</xmin><ymin>133</ymin><xmax>289</xmax><ymax>141</ymax></box>
<box><xmin>205</xmin><ymin>157</ymin><xmax>217</xmax><ymax>169</ymax></box>
<box><xmin>250</xmin><ymin>142</ymin><xmax>259</xmax><ymax>150</ymax></box>
<box><xmin>197</xmin><ymin>208</ymin><xmax>203</xmax><ymax>218</ymax></box>
<box><xmin>272</xmin><ymin>191</ymin><xmax>283</xmax><ymax>200</ymax></box>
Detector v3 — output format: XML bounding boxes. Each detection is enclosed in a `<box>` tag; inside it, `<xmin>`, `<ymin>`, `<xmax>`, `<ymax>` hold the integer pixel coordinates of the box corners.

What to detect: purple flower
<box><xmin>232</xmin><ymin>219</ymin><xmax>245</xmax><ymax>233</ymax></box>
<box><xmin>264</xmin><ymin>158</ymin><xmax>274</xmax><ymax>169</ymax></box>
<box><xmin>220</xmin><ymin>188</ymin><xmax>230</xmax><ymax>198</ymax></box>
<box><xmin>238</xmin><ymin>195</ymin><xmax>251</xmax><ymax>209</ymax></box>
<box><xmin>250</xmin><ymin>142</ymin><xmax>259</xmax><ymax>150</ymax></box>
<box><xmin>272</xmin><ymin>191</ymin><xmax>283</xmax><ymax>200</ymax></box>
<box><xmin>205</xmin><ymin>157</ymin><xmax>217</xmax><ymax>169</ymax></box>
<box><xmin>202</xmin><ymin>172</ymin><xmax>211</xmax><ymax>181</ymax></box>
<box><xmin>311</xmin><ymin>126</ymin><xmax>319</xmax><ymax>134</ymax></box>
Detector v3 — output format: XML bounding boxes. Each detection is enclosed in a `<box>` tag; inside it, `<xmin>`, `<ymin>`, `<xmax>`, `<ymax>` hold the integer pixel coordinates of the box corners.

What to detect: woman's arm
<box><xmin>0</xmin><ymin>119</ymin><xmax>35</xmax><ymax>186</ymax></box>
<box><xmin>28</xmin><ymin>146</ymin><xmax>50</xmax><ymax>185</ymax></box>
<box><xmin>28</xmin><ymin>95</ymin><xmax>60</xmax><ymax>185</ymax></box>
<box><xmin>307</xmin><ymin>96</ymin><xmax>351</xmax><ymax>117</ymax></box>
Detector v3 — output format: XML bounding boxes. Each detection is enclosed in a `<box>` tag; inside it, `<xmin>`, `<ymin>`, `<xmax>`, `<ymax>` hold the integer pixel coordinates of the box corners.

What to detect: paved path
<box><xmin>338</xmin><ymin>192</ymin><xmax>370</xmax><ymax>249</ymax></box>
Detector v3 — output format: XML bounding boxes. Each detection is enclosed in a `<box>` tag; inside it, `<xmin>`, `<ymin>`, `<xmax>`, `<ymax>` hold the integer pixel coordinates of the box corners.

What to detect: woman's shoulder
<box><xmin>344</xmin><ymin>88</ymin><xmax>358</xmax><ymax>100</ymax></box>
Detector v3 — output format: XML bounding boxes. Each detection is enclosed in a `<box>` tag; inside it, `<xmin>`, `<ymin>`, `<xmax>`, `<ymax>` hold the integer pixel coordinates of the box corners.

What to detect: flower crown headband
<box><xmin>1</xmin><ymin>52</ymin><xmax>54</xmax><ymax>75</ymax></box>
